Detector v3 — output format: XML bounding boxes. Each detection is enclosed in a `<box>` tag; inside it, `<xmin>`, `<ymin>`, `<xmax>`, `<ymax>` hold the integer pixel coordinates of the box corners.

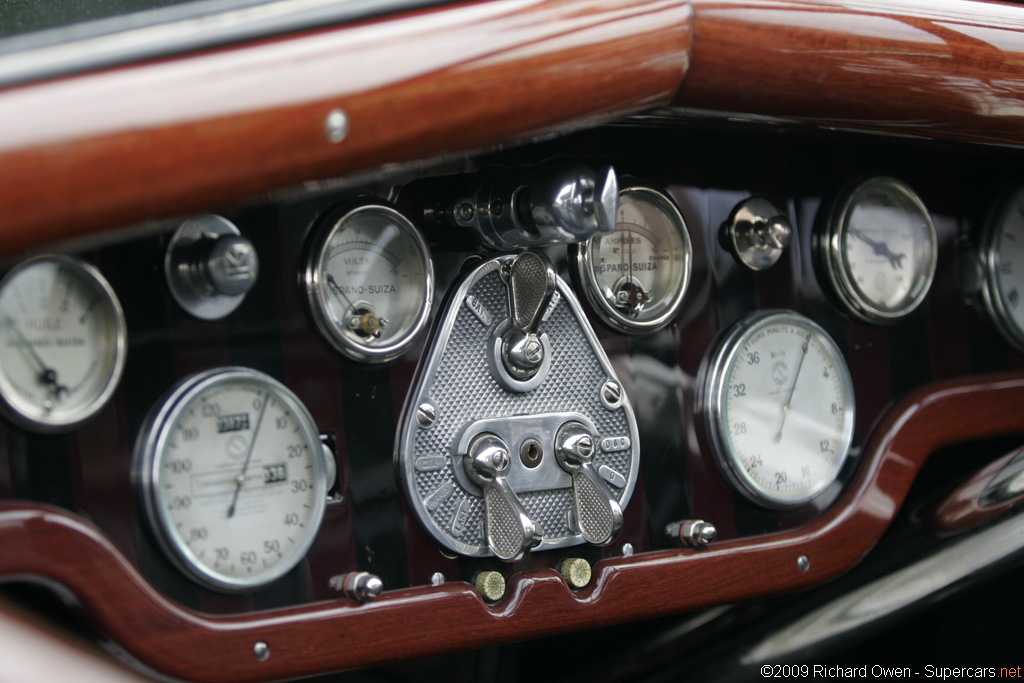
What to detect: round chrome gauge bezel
<box><xmin>135</xmin><ymin>367</ymin><xmax>327</xmax><ymax>592</ymax></box>
<box><xmin>702</xmin><ymin>311</ymin><xmax>855</xmax><ymax>509</ymax></box>
<box><xmin>304</xmin><ymin>203</ymin><xmax>434</xmax><ymax>363</ymax></box>
<box><xmin>573</xmin><ymin>185</ymin><xmax>693</xmax><ymax>334</ymax></box>
<box><xmin>979</xmin><ymin>185</ymin><xmax>1024</xmax><ymax>353</ymax></box>
<box><xmin>0</xmin><ymin>254</ymin><xmax>127</xmax><ymax>433</ymax></box>
<box><xmin>819</xmin><ymin>176</ymin><xmax>937</xmax><ymax>324</ymax></box>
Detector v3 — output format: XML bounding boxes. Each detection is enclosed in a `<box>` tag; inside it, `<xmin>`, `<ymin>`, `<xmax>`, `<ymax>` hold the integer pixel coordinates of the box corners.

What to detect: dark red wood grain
<box><xmin>933</xmin><ymin>444</ymin><xmax>1024</xmax><ymax>532</ymax></box>
<box><xmin>1</xmin><ymin>373</ymin><xmax>1021</xmax><ymax>682</ymax></box>
<box><xmin>0</xmin><ymin>0</ymin><xmax>692</xmax><ymax>258</ymax></box>
<box><xmin>677</xmin><ymin>0</ymin><xmax>1024</xmax><ymax>145</ymax></box>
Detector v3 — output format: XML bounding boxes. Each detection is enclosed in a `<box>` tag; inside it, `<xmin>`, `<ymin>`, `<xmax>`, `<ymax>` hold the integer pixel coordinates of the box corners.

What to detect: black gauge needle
<box><xmin>329</xmin><ymin>272</ymin><xmax>362</xmax><ymax>315</ymax></box>
<box><xmin>227</xmin><ymin>391</ymin><xmax>270</xmax><ymax>519</ymax></box>
<box><xmin>1</xmin><ymin>314</ymin><xmax>67</xmax><ymax>398</ymax></box>
<box><xmin>849</xmin><ymin>226</ymin><xmax>906</xmax><ymax>269</ymax></box>
<box><xmin>775</xmin><ymin>332</ymin><xmax>811</xmax><ymax>442</ymax></box>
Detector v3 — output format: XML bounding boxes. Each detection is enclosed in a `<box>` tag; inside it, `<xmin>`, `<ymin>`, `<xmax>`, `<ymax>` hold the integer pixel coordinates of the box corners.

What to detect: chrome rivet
<box><xmin>622</xmin><ymin>542</ymin><xmax>634</xmax><ymax>557</ymax></box>
<box><xmin>416</xmin><ymin>402</ymin><xmax>436</xmax><ymax>427</ymax></box>
<box><xmin>430</xmin><ymin>572</ymin><xmax>445</xmax><ymax>586</ymax></box>
<box><xmin>253</xmin><ymin>641</ymin><xmax>270</xmax><ymax>661</ymax></box>
<box><xmin>797</xmin><ymin>555</ymin><xmax>810</xmax><ymax>572</ymax></box>
<box><xmin>325</xmin><ymin>109</ymin><xmax>349</xmax><ymax>144</ymax></box>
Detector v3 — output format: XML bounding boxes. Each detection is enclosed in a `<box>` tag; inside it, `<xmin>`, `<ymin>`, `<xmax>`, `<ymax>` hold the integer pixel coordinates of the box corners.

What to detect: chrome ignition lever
<box><xmin>464</xmin><ymin>433</ymin><xmax>543</xmax><ymax>561</ymax></box>
<box><xmin>555</xmin><ymin>421</ymin><xmax>623</xmax><ymax>546</ymax></box>
<box><xmin>501</xmin><ymin>251</ymin><xmax>556</xmax><ymax>381</ymax></box>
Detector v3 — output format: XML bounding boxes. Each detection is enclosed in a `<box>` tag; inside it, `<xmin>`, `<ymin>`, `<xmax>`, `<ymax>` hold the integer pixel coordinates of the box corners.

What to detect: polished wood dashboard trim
<box><xmin>0</xmin><ymin>0</ymin><xmax>692</xmax><ymax>258</ymax></box>
<box><xmin>932</xmin><ymin>444</ymin><xmax>1024</xmax><ymax>532</ymax></box>
<box><xmin>678</xmin><ymin>0</ymin><xmax>1024</xmax><ymax>145</ymax></box>
<box><xmin>1</xmin><ymin>373</ymin><xmax>1020</xmax><ymax>682</ymax></box>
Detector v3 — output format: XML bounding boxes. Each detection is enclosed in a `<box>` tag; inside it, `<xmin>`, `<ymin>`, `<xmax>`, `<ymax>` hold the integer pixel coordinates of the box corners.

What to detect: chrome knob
<box><xmin>165</xmin><ymin>215</ymin><xmax>259</xmax><ymax>319</ymax></box>
<box><xmin>555</xmin><ymin>421</ymin><xmax>623</xmax><ymax>546</ymax></box>
<box><xmin>464</xmin><ymin>433</ymin><xmax>543</xmax><ymax>561</ymax></box>
<box><xmin>501</xmin><ymin>251</ymin><xmax>556</xmax><ymax>381</ymax></box>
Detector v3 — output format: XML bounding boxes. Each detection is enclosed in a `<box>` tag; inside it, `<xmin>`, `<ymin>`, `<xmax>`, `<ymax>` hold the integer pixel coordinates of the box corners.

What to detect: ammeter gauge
<box><xmin>305</xmin><ymin>203</ymin><xmax>433</xmax><ymax>362</ymax></box>
<box><xmin>817</xmin><ymin>177</ymin><xmax>937</xmax><ymax>324</ymax></box>
<box><xmin>572</xmin><ymin>185</ymin><xmax>692</xmax><ymax>333</ymax></box>
<box><xmin>0</xmin><ymin>255</ymin><xmax>127</xmax><ymax>432</ymax></box>
<box><xmin>702</xmin><ymin>311</ymin><xmax>855</xmax><ymax>508</ymax></box>
<box><xmin>135</xmin><ymin>368</ymin><xmax>327</xmax><ymax>591</ymax></box>
<box><xmin>979</xmin><ymin>185</ymin><xmax>1024</xmax><ymax>352</ymax></box>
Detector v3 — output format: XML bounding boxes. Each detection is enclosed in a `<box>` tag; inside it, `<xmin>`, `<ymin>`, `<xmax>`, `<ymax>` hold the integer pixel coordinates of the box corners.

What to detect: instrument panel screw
<box><xmin>457</xmin><ymin>202</ymin><xmax>475</xmax><ymax>222</ymax></box>
<box><xmin>324</xmin><ymin>109</ymin><xmax>349</xmax><ymax>144</ymax></box>
<box><xmin>416</xmin><ymin>402</ymin><xmax>436</xmax><ymax>427</ymax></box>
<box><xmin>622</xmin><ymin>542</ymin><xmax>634</xmax><ymax>557</ymax></box>
<box><xmin>431</xmin><ymin>572</ymin><xmax>445</xmax><ymax>586</ymax></box>
<box><xmin>602</xmin><ymin>380</ymin><xmax>622</xmax><ymax>405</ymax></box>
<box><xmin>797</xmin><ymin>555</ymin><xmax>811</xmax><ymax>572</ymax></box>
<box><xmin>253</xmin><ymin>641</ymin><xmax>270</xmax><ymax>661</ymax></box>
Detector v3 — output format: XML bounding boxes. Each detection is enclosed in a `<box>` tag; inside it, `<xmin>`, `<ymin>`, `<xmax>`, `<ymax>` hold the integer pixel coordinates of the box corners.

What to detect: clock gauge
<box><xmin>979</xmin><ymin>185</ymin><xmax>1024</xmax><ymax>352</ymax></box>
<box><xmin>702</xmin><ymin>311</ymin><xmax>855</xmax><ymax>508</ymax></box>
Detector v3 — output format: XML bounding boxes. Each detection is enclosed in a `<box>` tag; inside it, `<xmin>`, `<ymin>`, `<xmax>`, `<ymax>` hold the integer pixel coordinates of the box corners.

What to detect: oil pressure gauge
<box><xmin>0</xmin><ymin>255</ymin><xmax>126</xmax><ymax>432</ymax></box>
<box><xmin>818</xmin><ymin>177</ymin><xmax>937</xmax><ymax>324</ymax></box>
<box><xmin>305</xmin><ymin>203</ymin><xmax>433</xmax><ymax>362</ymax></box>
<box><xmin>979</xmin><ymin>185</ymin><xmax>1024</xmax><ymax>352</ymax></box>
<box><xmin>135</xmin><ymin>367</ymin><xmax>327</xmax><ymax>591</ymax></box>
<box><xmin>572</xmin><ymin>185</ymin><xmax>692</xmax><ymax>333</ymax></box>
<box><xmin>702</xmin><ymin>311</ymin><xmax>855</xmax><ymax>508</ymax></box>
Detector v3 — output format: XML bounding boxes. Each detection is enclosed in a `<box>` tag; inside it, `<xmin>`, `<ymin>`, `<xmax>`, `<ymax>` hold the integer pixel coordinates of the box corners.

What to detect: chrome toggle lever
<box><xmin>555</xmin><ymin>421</ymin><xmax>623</xmax><ymax>545</ymax></box>
<box><xmin>501</xmin><ymin>251</ymin><xmax>556</xmax><ymax>381</ymax></box>
<box><xmin>464</xmin><ymin>433</ymin><xmax>543</xmax><ymax>561</ymax></box>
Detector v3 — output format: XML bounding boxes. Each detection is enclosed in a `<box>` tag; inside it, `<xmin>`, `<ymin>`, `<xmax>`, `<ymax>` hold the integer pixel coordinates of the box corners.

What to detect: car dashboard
<box><xmin>1</xmin><ymin>1</ymin><xmax>1024</xmax><ymax>681</ymax></box>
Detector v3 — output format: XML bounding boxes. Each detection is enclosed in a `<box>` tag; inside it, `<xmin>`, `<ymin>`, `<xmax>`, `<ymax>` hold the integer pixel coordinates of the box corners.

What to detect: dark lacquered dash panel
<box><xmin>0</xmin><ymin>123</ymin><xmax>1021</xmax><ymax>613</ymax></box>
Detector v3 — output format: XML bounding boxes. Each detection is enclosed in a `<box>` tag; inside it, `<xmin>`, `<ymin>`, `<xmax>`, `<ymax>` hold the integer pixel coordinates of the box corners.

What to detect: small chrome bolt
<box><xmin>332</xmin><ymin>571</ymin><xmax>383</xmax><ymax>602</ymax></box>
<box><xmin>457</xmin><ymin>202</ymin><xmax>475</xmax><ymax>222</ymax></box>
<box><xmin>559</xmin><ymin>557</ymin><xmax>592</xmax><ymax>589</ymax></box>
<box><xmin>430</xmin><ymin>572</ymin><xmax>445</xmax><ymax>586</ymax></box>
<box><xmin>253</xmin><ymin>641</ymin><xmax>270</xmax><ymax>661</ymax></box>
<box><xmin>666</xmin><ymin>519</ymin><xmax>717</xmax><ymax>549</ymax></box>
<box><xmin>474</xmin><ymin>570</ymin><xmax>506</xmax><ymax>603</ymax></box>
<box><xmin>325</xmin><ymin>109</ymin><xmax>349</xmax><ymax>143</ymax></box>
<box><xmin>602</xmin><ymin>380</ymin><xmax>622</xmax><ymax>405</ymax></box>
<box><xmin>797</xmin><ymin>555</ymin><xmax>810</xmax><ymax>572</ymax></box>
<box><xmin>416</xmin><ymin>402</ymin><xmax>436</xmax><ymax>428</ymax></box>
<box><xmin>622</xmin><ymin>542</ymin><xmax>634</xmax><ymax>557</ymax></box>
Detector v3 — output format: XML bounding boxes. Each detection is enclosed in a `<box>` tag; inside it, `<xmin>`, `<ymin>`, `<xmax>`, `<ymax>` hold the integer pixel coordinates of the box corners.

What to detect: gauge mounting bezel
<box><xmin>979</xmin><ymin>185</ymin><xmax>1024</xmax><ymax>353</ymax></box>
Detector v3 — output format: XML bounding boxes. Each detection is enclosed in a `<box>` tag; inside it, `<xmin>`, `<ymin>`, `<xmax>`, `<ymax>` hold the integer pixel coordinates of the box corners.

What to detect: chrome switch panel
<box><xmin>396</xmin><ymin>253</ymin><xmax>640</xmax><ymax>559</ymax></box>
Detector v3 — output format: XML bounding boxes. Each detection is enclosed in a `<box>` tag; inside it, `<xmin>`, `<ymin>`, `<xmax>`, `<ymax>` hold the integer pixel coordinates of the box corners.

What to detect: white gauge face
<box><xmin>137</xmin><ymin>368</ymin><xmax>326</xmax><ymax>591</ymax></box>
<box><xmin>982</xmin><ymin>187</ymin><xmax>1024</xmax><ymax>351</ymax></box>
<box><xmin>575</xmin><ymin>186</ymin><xmax>692</xmax><ymax>333</ymax></box>
<box><xmin>705</xmin><ymin>311</ymin><xmax>855</xmax><ymax>508</ymax></box>
<box><xmin>0</xmin><ymin>255</ymin><xmax>126</xmax><ymax>431</ymax></box>
<box><xmin>306</xmin><ymin>204</ymin><xmax>433</xmax><ymax>362</ymax></box>
<box><xmin>822</xmin><ymin>177</ymin><xmax>937</xmax><ymax>323</ymax></box>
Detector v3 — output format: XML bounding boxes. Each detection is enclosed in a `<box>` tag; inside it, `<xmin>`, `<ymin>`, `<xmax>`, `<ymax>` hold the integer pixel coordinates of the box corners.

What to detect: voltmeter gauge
<box><xmin>818</xmin><ymin>177</ymin><xmax>937</xmax><ymax>324</ymax></box>
<box><xmin>135</xmin><ymin>367</ymin><xmax>327</xmax><ymax>591</ymax></box>
<box><xmin>572</xmin><ymin>185</ymin><xmax>692</xmax><ymax>333</ymax></box>
<box><xmin>0</xmin><ymin>255</ymin><xmax>126</xmax><ymax>432</ymax></box>
<box><xmin>305</xmin><ymin>203</ymin><xmax>433</xmax><ymax>362</ymax></box>
<box><xmin>702</xmin><ymin>311</ymin><xmax>855</xmax><ymax>509</ymax></box>
<box><xmin>979</xmin><ymin>185</ymin><xmax>1024</xmax><ymax>352</ymax></box>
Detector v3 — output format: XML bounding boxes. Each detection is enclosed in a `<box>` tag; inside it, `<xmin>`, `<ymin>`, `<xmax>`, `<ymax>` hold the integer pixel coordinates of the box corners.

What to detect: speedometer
<box><xmin>135</xmin><ymin>368</ymin><xmax>327</xmax><ymax>591</ymax></box>
<box><xmin>702</xmin><ymin>311</ymin><xmax>855</xmax><ymax>508</ymax></box>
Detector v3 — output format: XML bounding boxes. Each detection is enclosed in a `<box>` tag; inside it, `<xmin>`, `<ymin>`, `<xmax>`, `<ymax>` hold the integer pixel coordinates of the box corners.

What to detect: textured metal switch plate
<box><xmin>396</xmin><ymin>255</ymin><xmax>640</xmax><ymax>557</ymax></box>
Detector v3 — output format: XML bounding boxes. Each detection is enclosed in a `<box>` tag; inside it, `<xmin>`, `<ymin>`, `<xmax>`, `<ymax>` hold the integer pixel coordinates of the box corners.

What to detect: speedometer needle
<box><xmin>775</xmin><ymin>332</ymin><xmax>810</xmax><ymax>442</ymax></box>
<box><xmin>227</xmin><ymin>391</ymin><xmax>271</xmax><ymax>519</ymax></box>
<box><xmin>849</xmin><ymin>227</ymin><xmax>905</xmax><ymax>269</ymax></box>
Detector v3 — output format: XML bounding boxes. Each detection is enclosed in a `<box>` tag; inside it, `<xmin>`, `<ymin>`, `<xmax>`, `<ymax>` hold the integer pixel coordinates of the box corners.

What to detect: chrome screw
<box><xmin>324</xmin><ymin>109</ymin><xmax>349</xmax><ymax>144</ymax></box>
<box><xmin>416</xmin><ymin>402</ymin><xmax>436</xmax><ymax>428</ymax></box>
<box><xmin>797</xmin><ymin>555</ymin><xmax>810</xmax><ymax>572</ymax></box>
<box><xmin>253</xmin><ymin>641</ymin><xmax>270</xmax><ymax>661</ymax></box>
<box><xmin>602</xmin><ymin>380</ymin><xmax>622</xmax><ymax>404</ymax></box>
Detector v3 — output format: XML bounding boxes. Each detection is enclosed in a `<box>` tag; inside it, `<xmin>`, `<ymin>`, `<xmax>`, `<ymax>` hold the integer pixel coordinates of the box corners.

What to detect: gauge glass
<box><xmin>981</xmin><ymin>186</ymin><xmax>1024</xmax><ymax>352</ymax></box>
<box><xmin>306</xmin><ymin>204</ymin><xmax>433</xmax><ymax>362</ymax></box>
<box><xmin>136</xmin><ymin>368</ymin><xmax>326</xmax><ymax>591</ymax></box>
<box><xmin>0</xmin><ymin>255</ymin><xmax>126</xmax><ymax>431</ymax></box>
<box><xmin>704</xmin><ymin>311</ymin><xmax>855</xmax><ymax>508</ymax></box>
<box><xmin>821</xmin><ymin>177</ymin><xmax>937</xmax><ymax>323</ymax></box>
<box><xmin>574</xmin><ymin>186</ymin><xmax>692</xmax><ymax>333</ymax></box>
